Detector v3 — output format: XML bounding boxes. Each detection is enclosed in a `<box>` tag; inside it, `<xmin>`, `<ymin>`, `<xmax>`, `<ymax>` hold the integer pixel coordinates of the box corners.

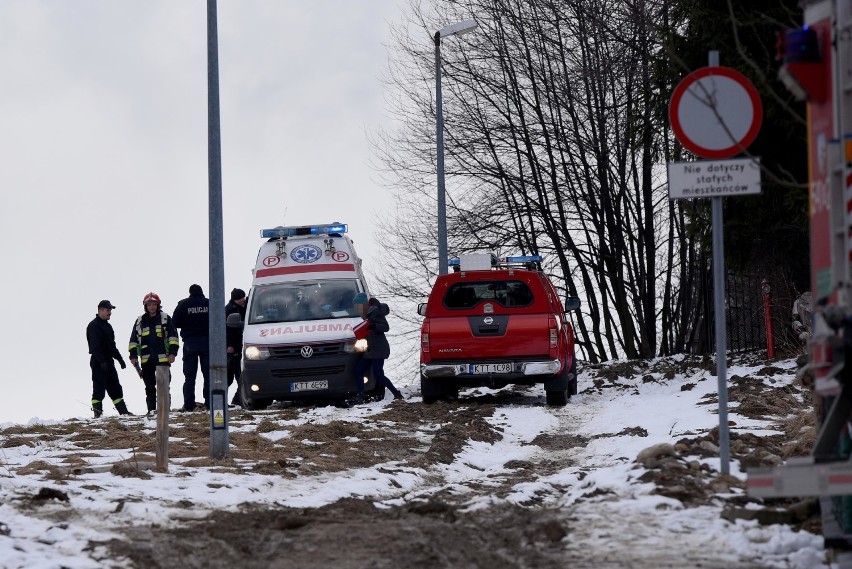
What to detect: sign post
<box><xmin>668</xmin><ymin>51</ymin><xmax>763</xmax><ymax>476</ymax></box>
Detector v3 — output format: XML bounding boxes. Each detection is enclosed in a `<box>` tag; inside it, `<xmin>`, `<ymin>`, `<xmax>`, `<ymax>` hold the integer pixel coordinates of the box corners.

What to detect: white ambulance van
<box><xmin>229</xmin><ymin>223</ymin><xmax>376</xmax><ymax>409</ymax></box>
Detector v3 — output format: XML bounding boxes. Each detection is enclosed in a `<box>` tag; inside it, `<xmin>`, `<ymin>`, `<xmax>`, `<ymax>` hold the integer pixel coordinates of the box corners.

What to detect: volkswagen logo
<box><xmin>300</xmin><ymin>346</ymin><xmax>314</xmax><ymax>358</ymax></box>
<box><xmin>483</xmin><ymin>317</ymin><xmax>494</xmax><ymax>325</ymax></box>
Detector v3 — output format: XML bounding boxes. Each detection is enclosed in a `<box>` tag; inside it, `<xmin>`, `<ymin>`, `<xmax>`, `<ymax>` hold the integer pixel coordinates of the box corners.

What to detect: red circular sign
<box><xmin>669</xmin><ymin>66</ymin><xmax>763</xmax><ymax>159</ymax></box>
<box><xmin>263</xmin><ymin>256</ymin><xmax>280</xmax><ymax>267</ymax></box>
<box><xmin>331</xmin><ymin>251</ymin><xmax>350</xmax><ymax>262</ymax></box>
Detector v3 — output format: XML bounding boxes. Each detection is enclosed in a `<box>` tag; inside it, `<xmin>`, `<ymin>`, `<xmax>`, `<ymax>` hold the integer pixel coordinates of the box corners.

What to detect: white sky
<box><xmin>0</xmin><ymin>1</ymin><xmax>413</xmax><ymax>423</ymax></box>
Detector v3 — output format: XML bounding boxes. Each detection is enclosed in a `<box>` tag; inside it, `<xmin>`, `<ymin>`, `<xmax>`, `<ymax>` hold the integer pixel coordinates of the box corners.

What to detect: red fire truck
<box><xmin>747</xmin><ymin>0</ymin><xmax>852</xmax><ymax>554</ymax></box>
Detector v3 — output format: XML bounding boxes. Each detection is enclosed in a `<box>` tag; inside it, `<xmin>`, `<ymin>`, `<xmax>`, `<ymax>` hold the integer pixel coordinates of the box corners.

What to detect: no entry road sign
<box><xmin>669</xmin><ymin>66</ymin><xmax>763</xmax><ymax>159</ymax></box>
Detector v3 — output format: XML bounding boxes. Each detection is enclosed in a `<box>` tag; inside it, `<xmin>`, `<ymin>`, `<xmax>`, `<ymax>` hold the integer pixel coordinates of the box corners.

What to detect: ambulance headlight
<box><xmin>354</xmin><ymin>339</ymin><xmax>368</xmax><ymax>353</ymax></box>
<box><xmin>244</xmin><ymin>346</ymin><xmax>270</xmax><ymax>360</ymax></box>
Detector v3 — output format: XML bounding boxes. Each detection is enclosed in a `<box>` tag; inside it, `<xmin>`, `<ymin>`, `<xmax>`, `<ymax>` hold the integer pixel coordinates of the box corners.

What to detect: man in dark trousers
<box><xmin>129</xmin><ymin>292</ymin><xmax>179</xmax><ymax>415</ymax></box>
<box><xmin>226</xmin><ymin>288</ymin><xmax>247</xmax><ymax>406</ymax></box>
<box><xmin>172</xmin><ymin>284</ymin><xmax>210</xmax><ymax>411</ymax></box>
<box><xmin>86</xmin><ymin>300</ymin><xmax>133</xmax><ymax>418</ymax></box>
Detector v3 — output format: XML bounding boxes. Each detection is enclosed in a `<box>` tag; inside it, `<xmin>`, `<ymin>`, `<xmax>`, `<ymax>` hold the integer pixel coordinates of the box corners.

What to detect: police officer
<box><xmin>226</xmin><ymin>288</ymin><xmax>247</xmax><ymax>406</ymax></box>
<box><xmin>129</xmin><ymin>292</ymin><xmax>179</xmax><ymax>415</ymax></box>
<box><xmin>173</xmin><ymin>284</ymin><xmax>210</xmax><ymax>411</ymax></box>
<box><xmin>86</xmin><ymin>300</ymin><xmax>133</xmax><ymax>418</ymax></box>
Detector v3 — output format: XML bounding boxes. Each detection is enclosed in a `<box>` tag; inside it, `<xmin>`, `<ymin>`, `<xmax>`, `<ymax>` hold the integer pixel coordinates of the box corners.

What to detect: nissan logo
<box><xmin>300</xmin><ymin>346</ymin><xmax>314</xmax><ymax>358</ymax></box>
<box><xmin>483</xmin><ymin>317</ymin><xmax>494</xmax><ymax>325</ymax></box>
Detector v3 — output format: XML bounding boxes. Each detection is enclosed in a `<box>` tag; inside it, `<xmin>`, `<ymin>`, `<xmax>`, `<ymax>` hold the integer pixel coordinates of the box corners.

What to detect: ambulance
<box><xmin>230</xmin><ymin>223</ymin><xmax>375</xmax><ymax>409</ymax></box>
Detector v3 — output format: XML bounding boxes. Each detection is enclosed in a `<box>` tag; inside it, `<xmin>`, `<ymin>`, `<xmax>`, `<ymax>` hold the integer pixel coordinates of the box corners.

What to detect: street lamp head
<box><xmin>438</xmin><ymin>19</ymin><xmax>478</xmax><ymax>39</ymax></box>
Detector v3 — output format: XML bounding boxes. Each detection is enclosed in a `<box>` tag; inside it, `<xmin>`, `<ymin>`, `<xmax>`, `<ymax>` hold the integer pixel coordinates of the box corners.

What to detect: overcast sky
<box><xmin>0</xmin><ymin>1</ymin><xmax>416</xmax><ymax>423</ymax></box>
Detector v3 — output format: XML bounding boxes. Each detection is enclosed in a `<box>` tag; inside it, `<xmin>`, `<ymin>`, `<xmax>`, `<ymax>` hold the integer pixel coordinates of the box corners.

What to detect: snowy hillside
<box><xmin>0</xmin><ymin>353</ymin><xmax>831</xmax><ymax>568</ymax></box>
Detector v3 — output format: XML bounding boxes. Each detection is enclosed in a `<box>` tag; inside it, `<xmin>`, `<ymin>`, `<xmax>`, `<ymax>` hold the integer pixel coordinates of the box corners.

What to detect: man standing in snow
<box><xmin>225</xmin><ymin>288</ymin><xmax>247</xmax><ymax>407</ymax></box>
<box><xmin>129</xmin><ymin>292</ymin><xmax>179</xmax><ymax>415</ymax></box>
<box><xmin>86</xmin><ymin>300</ymin><xmax>133</xmax><ymax>418</ymax></box>
<box><xmin>172</xmin><ymin>284</ymin><xmax>210</xmax><ymax>411</ymax></box>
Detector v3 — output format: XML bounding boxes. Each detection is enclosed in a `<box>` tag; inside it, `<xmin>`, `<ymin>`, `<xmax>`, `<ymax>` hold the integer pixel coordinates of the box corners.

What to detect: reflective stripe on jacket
<box><xmin>129</xmin><ymin>311</ymin><xmax>179</xmax><ymax>364</ymax></box>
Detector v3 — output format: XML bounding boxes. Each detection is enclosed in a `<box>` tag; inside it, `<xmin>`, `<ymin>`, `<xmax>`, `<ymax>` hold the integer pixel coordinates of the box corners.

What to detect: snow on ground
<box><xmin>0</xmin><ymin>354</ymin><xmax>835</xmax><ymax>568</ymax></box>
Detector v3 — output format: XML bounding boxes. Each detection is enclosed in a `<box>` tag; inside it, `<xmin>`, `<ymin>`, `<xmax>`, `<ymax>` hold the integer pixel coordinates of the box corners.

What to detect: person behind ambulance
<box><xmin>225</xmin><ymin>288</ymin><xmax>247</xmax><ymax>407</ymax></box>
<box><xmin>173</xmin><ymin>284</ymin><xmax>210</xmax><ymax>411</ymax></box>
<box><xmin>129</xmin><ymin>292</ymin><xmax>179</xmax><ymax>415</ymax></box>
<box><xmin>86</xmin><ymin>300</ymin><xmax>133</xmax><ymax>418</ymax></box>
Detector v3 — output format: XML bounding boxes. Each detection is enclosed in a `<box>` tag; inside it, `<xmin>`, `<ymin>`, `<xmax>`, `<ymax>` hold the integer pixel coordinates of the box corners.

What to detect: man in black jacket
<box><xmin>86</xmin><ymin>300</ymin><xmax>133</xmax><ymax>418</ymax></box>
<box><xmin>173</xmin><ymin>284</ymin><xmax>210</xmax><ymax>411</ymax></box>
<box><xmin>226</xmin><ymin>288</ymin><xmax>247</xmax><ymax>406</ymax></box>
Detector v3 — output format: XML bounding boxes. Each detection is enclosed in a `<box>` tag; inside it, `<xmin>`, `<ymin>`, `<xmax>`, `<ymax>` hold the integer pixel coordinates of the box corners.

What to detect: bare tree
<box><xmin>372</xmin><ymin>0</ymin><xmax>704</xmax><ymax>363</ymax></box>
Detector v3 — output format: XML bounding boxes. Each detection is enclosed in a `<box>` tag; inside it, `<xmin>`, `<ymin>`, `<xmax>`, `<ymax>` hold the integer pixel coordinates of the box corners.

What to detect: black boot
<box><xmin>92</xmin><ymin>401</ymin><xmax>103</xmax><ymax>419</ymax></box>
<box><xmin>115</xmin><ymin>400</ymin><xmax>133</xmax><ymax>416</ymax></box>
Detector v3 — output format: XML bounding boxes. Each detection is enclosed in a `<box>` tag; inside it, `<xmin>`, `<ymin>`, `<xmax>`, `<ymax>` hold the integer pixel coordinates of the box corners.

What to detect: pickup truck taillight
<box><xmin>548</xmin><ymin>316</ymin><xmax>558</xmax><ymax>358</ymax></box>
<box><xmin>421</xmin><ymin>321</ymin><xmax>431</xmax><ymax>363</ymax></box>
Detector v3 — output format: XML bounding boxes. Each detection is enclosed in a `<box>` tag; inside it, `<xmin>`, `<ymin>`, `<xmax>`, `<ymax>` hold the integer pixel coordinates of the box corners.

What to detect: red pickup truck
<box><xmin>418</xmin><ymin>254</ymin><xmax>580</xmax><ymax>406</ymax></box>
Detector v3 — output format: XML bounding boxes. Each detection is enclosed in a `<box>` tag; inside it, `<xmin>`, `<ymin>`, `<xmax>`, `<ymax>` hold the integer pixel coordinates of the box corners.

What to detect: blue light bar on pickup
<box><xmin>448</xmin><ymin>259</ymin><xmax>461</xmax><ymax>266</ymax></box>
<box><xmin>502</xmin><ymin>255</ymin><xmax>543</xmax><ymax>263</ymax></box>
<box><xmin>260</xmin><ymin>223</ymin><xmax>348</xmax><ymax>238</ymax></box>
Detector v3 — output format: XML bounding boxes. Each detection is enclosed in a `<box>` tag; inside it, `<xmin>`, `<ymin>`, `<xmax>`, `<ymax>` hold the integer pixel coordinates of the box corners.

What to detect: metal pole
<box><xmin>435</xmin><ymin>32</ymin><xmax>448</xmax><ymax>276</ymax></box>
<box><xmin>708</xmin><ymin>49</ymin><xmax>730</xmax><ymax>476</ymax></box>
<box><xmin>207</xmin><ymin>0</ymin><xmax>228</xmax><ymax>459</ymax></box>
<box><xmin>155</xmin><ymin>366</ymin><xmax>170</xmax><ymax>471</ymax></box>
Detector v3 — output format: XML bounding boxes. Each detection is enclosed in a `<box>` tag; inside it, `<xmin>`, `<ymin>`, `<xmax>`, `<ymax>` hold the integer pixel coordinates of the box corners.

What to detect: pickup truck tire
<box><xmin>546</xmin><ymin>360</ymin><xmax>573</xmax><ymax>406</ymax></box>
<box><xmin>421</xmin><ymin>375</ymin><xmax>459</xmax><ymax>403</ymax></box>
<box><xmin>545</xmin><ymin>388</ymin><xmax>569</xmax><ymax>406</ymax></box>
<box><xmin>421</xmin><ymin>373</ymin><xmax>444</xmax><ymax>404</ymax></box>
<box><xmin>240</xmin><ymin>383</ymin><xmax>272</xmax><ymax>411</ymax></box>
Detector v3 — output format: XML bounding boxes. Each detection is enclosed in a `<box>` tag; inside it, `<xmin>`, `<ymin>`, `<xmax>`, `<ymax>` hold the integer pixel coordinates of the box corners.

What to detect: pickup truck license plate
<box><xmin>290</xmin><ymin>380</ymin><xmax>329</xmax><ymax>392</ymax></box>
<box><xmin>468</xmin><ymin>363</ymin><xmax>512</xmax><ymax>374</ymax></box>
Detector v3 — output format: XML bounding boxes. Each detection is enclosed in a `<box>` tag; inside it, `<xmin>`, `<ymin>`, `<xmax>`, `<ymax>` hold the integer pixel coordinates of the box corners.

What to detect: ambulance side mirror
<box><xmin>417</xmin><ymin>303</ymin><xmax>427</xmax><ymax>317</ymax></box>
<box><xmin>226</xmin><ymin>313</ymin><xmax>244</xmax><ymax>328</ymax></box>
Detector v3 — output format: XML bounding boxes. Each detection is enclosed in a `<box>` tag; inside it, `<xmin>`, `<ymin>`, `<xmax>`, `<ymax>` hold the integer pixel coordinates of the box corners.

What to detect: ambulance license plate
<box><xmin>468</xmin><ymin>363</ymin><xmax>512</xmax><ymax>374</ymax></box>
<box><xmin>291</xmin><ymin>380</ymin><xmax>329</xmax><ymax>392</ymax></box>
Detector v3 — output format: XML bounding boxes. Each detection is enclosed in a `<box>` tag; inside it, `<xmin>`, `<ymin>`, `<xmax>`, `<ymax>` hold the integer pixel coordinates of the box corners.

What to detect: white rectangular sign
<box><xmin>667</xmin><ymin>157</ymin><xmax>761</xmax><ymax>199</ymax></box>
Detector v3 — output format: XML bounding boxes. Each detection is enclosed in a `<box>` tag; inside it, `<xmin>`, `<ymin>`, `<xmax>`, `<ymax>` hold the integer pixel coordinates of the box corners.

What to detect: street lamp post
<box><xmin>434</xmin><ymin>19</ymin><xmax>477</xmax><ymax>275</ymax></box>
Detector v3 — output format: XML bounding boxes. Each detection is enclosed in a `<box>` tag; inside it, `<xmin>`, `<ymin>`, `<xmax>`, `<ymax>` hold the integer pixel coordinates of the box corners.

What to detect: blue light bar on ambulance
<box><xmin>260</xmin><ymin>223</ymin><xmax>348</xmax><ymax>238</ymax></box>
<box><xmin>501</xmin><ymin>255</ymin><xmax>543</xmax><ymax>263</ymax></box>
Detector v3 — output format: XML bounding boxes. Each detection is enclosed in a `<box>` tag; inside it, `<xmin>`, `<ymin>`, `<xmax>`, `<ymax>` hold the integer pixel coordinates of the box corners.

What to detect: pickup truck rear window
<box><xmin>444</xmin><ymin>281</ymin><xmax>534</xmax><ymax>309</ymax></box>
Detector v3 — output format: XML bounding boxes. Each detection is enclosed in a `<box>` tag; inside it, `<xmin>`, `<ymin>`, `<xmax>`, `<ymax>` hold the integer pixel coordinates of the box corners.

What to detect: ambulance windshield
<box><xmin>248</xmin><ymin>280</ymin><xmax>364</xmax><ymax>324</ymax></box>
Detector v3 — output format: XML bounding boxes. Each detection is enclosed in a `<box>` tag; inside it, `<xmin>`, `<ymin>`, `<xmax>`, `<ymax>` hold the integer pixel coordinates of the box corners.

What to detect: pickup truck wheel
<box><xmin>545</xmin><ymin>388</ymin><xmax>569</xmax><ymax>406</ymax></box>
<box><xmin>241</xmin><ymin>383</ymin><xmax>271</xmax><ymax>411</ymax></box>
<box><xmin>421</xmin><ymin>374</ymin><xmax>444</xmax><ymax>404</ymax></box>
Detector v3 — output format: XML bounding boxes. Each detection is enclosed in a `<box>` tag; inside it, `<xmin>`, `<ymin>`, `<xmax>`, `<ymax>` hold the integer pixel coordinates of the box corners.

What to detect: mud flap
<box><xmin>542</xmin><ymin>369</ymin><xmax>570</xmax><ymax>391</ymax></box>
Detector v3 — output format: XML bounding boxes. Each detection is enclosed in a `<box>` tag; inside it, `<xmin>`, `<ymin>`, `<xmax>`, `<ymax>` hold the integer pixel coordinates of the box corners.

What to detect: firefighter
<box><xmin>173</xmin><ymin>284</ymin><xmax>210</xmax><ymax>411</ymax></box>
<box><xmin>350</xmin><ymin>294</ymin><xmax>403</xmax><ymax>404</ymax></box>
<box><xmin>86</xmin><ymin>300</ymin><xmax>133</xmax><ymax>418</ymax></box>
<box><xmin>129</xmin><ymin>292</ymin><xmax>179</xmax><ymax>415</ymax></box>
<box><xmin>226</xmin><ymin>288</ymin><xmax>247</xmax><ymax>407</ymax></box>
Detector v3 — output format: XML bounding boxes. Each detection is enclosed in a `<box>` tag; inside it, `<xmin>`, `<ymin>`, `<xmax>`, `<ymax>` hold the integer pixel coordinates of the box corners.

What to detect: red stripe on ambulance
<box><xmin>255</xmin><ymin>263</ymin><xmax>356</xmax><ymax>278</ymax></box>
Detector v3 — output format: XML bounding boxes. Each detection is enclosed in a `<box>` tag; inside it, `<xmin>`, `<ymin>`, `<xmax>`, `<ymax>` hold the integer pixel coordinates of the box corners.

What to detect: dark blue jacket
<box><xmin>225</xmin><ymin>300</ymin><xmax>246</xmax><ymax>352</ymax></box>
<box><xmin>172</xmin><ymin>292</ymin><xmax>210</xmax><ymax>339</ymax></box>
<box><xmin>364</xmin><ymin>303</ymin><xmax>391</xmax><ymax>360</ymax></box>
